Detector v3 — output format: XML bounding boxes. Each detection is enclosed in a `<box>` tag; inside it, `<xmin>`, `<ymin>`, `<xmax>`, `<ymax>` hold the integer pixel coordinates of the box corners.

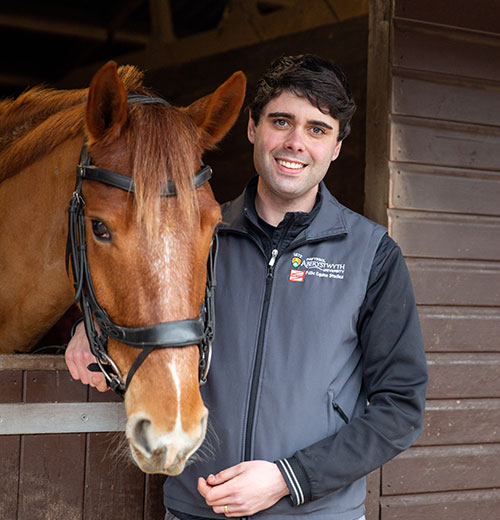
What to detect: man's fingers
<box><xmin>65</xmin><ymin>321</ymin><xmax>107</xmax><ymax>390</ymax></box>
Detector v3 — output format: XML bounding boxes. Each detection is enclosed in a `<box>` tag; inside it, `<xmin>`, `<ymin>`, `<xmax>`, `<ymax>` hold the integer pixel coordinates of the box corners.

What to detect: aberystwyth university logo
<box><xmin>288</xmin><ymin>252</ymin><xmax>346</xmax><ymax>283</ymax></box>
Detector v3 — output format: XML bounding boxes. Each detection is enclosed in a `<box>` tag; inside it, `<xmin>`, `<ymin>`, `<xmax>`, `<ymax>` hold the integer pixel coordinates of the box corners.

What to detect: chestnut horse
<box><xmin>0</xmin><ymin>61</ymin><xmax>246</xmax><ymax>474</ymax></box>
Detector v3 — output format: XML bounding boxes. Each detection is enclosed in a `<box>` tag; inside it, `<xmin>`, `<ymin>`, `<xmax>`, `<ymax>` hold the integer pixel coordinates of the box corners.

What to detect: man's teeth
<box><xmin>277</xmin><ymin>159</ymin><xmax>305</xmax><ymax>169</ymax></box>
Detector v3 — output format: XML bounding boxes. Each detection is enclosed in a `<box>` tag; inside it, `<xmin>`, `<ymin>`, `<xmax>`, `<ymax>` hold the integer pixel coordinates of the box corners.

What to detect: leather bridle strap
<box><xmin>77</xmin><ymin>143</ymin><xmax>213</xmax><ymax>197</ymax></box>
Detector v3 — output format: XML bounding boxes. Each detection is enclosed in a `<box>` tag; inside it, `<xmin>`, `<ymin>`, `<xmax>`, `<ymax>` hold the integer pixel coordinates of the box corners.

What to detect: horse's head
<box><xmin>78</xmin><ymin>61</ymin><xmax>245</xmax><ymax>474</ymax></box>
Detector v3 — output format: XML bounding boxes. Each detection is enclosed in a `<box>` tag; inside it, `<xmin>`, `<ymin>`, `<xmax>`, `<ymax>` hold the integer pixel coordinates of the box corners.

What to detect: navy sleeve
<box><xmin>276</xmin><ymin>234</ymin><xmax>428</xmax><ymax>504</ymax></box>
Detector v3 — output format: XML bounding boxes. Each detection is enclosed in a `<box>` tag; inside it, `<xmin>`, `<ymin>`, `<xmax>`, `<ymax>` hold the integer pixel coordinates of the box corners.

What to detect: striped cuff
<box><xmin>275</xmin><ymin>457</ymin><xmax>311</xmax><ymax>506</ymax></box>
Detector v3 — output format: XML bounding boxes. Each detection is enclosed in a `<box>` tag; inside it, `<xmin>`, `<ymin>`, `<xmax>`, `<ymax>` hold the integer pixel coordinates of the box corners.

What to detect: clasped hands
<box><xmin>198</xmin><ymin>460</ymin><xmax>289</xmax><ymax>517</ymax></box>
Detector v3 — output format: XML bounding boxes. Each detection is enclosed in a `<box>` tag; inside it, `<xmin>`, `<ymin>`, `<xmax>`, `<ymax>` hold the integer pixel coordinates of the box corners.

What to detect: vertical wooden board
<box><xmin>365</xmin><ymin>469</ymin><xmax>380</xmax><ymax>520</ymax></box>
<box><xmin>0</xmin><ymin>369</ymin><xmax>23</xmax><ymax>402</ymax></box>
<box><xmin>25</xmin><ymin>369</ymin><xmax>87</xmax><ymax>403</ymax></box>
<box><xmin>144</xmin><ymin>474</ymin><xmax>167</xmax><ymax>520</ymax></box>
<box><xmin>0</xmin><ymin>435</ymin><xmax>20</xmax><ymax>519</ymax></box>
<box><xmin>83</xmin><ymin>432</ymin><xmax>145</xmax><ymax>520</ymax></box>
<box><xmin>18</xmin><ymin>433</ymin><xmax>86</xmax><ymax>520</ymax></box>
<box><xmin>0</xmin><ymin>370</ymin><xmax>23</xmax><ymax>517</ymax></box>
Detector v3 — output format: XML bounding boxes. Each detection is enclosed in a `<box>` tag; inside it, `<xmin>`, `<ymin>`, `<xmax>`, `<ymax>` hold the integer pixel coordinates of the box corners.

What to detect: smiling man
<box><xmin>66</xmin><ymin>55</ymin><xmax>428</xmax><ymax>520</ymax></box>
<box><xmin>163</xmin><ymin>55</ymin><xmax>428</xmax><ymax>520</ymax></box>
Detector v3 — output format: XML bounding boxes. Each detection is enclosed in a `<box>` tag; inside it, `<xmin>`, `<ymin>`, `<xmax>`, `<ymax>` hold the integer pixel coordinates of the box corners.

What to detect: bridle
<box><xmin>66</xmin><ymin>94</ymin><xmax>217</xmax><ymax>398</ymax></box>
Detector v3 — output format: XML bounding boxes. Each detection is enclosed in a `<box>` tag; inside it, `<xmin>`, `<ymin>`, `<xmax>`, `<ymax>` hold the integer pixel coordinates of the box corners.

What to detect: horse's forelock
<box><xmin>127</xmin><ymin>104</ymin><xmax>203</xmax><ymax>239</ymax></box>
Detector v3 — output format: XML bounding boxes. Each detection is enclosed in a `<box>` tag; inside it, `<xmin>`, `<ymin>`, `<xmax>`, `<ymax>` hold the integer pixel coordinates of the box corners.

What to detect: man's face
<box><xmin>248</xmin><ymin>91</ymin><xmax>342</xmax><ymax>206</ymax></box>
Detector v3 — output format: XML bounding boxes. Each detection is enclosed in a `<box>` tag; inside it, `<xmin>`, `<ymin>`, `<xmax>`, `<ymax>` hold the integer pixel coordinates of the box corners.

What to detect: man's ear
<box><xmin>331</xmin><ymin>141</ymin><xmax>342</xmax><ymax>162</ymax></box>
<box><xmin>247</xmin><ymin>112</ymin><xmax>257</xmax><ymax>144</ymax></box>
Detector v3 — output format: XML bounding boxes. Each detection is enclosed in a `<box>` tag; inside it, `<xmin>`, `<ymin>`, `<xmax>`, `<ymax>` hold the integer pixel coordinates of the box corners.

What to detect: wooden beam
<box><xmin>0</xmin><ymin>13</ymin><xmax>148</xmax><ymax>45</ymax></box>
<box><xmin>0</xmin><ymin>402</ymin><xmax>125</xmax><ymax>434</ymax></box>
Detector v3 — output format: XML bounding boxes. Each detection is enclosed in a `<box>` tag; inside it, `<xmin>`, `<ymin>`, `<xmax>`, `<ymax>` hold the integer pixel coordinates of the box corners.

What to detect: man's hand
<box><xmin>197</xmin><ymin>460</ymin><xmax>289</xmax><ymax>517</ymax></box>
<box><xmin>65</xmin><ymin>321</ymin><xmax>108</xmax><ymax>392</ymax></box>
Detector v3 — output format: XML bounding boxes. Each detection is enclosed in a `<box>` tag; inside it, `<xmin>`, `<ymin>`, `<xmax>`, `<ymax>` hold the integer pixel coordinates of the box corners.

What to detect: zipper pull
<box><xmin>267</xmin><ymin>249</ymin><xmax>278</xmax><ymax>277</ymax></box>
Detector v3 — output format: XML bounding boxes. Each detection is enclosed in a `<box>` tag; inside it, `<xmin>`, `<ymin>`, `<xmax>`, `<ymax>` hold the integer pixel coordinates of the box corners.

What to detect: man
<box><xmin>66</xmin><ymin>55</ymin><xmax>428</xmax><ymax>520</ymax></box>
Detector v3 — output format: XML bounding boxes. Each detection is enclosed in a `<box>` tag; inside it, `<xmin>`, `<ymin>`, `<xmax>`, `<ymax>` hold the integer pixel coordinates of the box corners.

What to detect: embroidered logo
<box><xmin>289</xmin><ymin>269</ymin><xmax>305</xmax><ymax>282</ymax></box>
<box><xmin>288</xmin><ymin>252</ymin><xmax>346</xmax><ymax>282</ymax></box>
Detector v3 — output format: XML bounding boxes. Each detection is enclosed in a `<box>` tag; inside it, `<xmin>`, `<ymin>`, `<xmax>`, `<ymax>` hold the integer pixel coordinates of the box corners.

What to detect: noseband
<box><xmin>66</xmin><ymin>94</ymin><xmax>216</xmax><ymax>397</ymax></box>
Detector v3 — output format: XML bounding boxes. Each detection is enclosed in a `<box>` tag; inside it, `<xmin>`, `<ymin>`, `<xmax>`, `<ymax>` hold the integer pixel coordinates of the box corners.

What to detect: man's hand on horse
<box><xmin>65</xmin><ymin>321</ymin><xmax>108</xmax><ymax>392</ymax></box>
<box><xmin>197</xmin><ymin>460</ymin><xmax>289</xmax><ymax>517</ymax></box>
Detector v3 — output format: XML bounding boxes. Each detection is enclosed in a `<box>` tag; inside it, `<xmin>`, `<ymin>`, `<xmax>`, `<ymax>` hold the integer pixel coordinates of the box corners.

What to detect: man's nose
<box><xmin>284</xmin><ymin>128</ymin><xmax>305</xmax><ymax>153</ymax></box>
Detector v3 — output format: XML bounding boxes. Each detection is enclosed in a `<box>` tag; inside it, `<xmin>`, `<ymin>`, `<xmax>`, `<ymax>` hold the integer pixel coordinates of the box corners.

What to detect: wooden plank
<box><xmin>365</xmin><ymin>469</ymin><xmax>380</xmax><ymax>520</ymax></box>
<box><xmin>381</xmin><ymin>444</ymin><xmax>500</xmax><ymax>494</ymax></box>
<box><xmin>388</xmin><ymin>210</ymin><xmax>500</xmax><ymax>260</ymax></box>
<box><xmin>417</xmin><ymin>398</ymin><xmax>500</xmax><ymax>445</ymax></box>
<box><xmin>0</xmin><ymin>369</ymin><xmax>23</xmax><ymax>402</ymax></box>
<box><xmin>18</xmin><ymin>434</ymin><xmax>86</xmax><ymax>520</ymax></box>
<box><xmin>365</xmin><ymin>0</ymin><xmax>391</xmax><ymax>225</ymax></box>
<box><xmin>419</xmin><ymin>306</ymin><xmax>500</xmax><ymax>352</ymax></box>
<box><xmin>83</xmin><ymin>432</ymin><xmax>145</xmax><ymax>520</ymax></box>
<box><xmin>392</xmin><ymin>70</ymin><xmax>500</xmax><ymax>126</ymax></box>
<box><xmin>406</xmin><ymin>258</ymin><xmax>500</xmax><ymax>306</ymax></box>
<box><xmin>426</xmin><ymin>353</ymin><xmax>500</xmax><ymax>399</ymax></box>
<box><xmin>389</xmin><ymin>163</ymin><xmax>500</xmax><ymax>216</ymax></box>
<box><xmin>0</xmin><ymin>402</ymin><xmax>126</xmax><ymax>434</ymax></box>
<box><xmin>0</xmin><ymin>354</ymin><xmax>67</xmax><ymax>370</ymax></box>
<box><xmin>144</xmin><ymin>474</ymin><xmax>167</xmax><ymax>520</ymax></box>
<box><xmin>394</xmin><ymin>0</ymin><xmax>500</xmax><ymax>36</ymax></box>
<box><xmin>25</xmin><ymin>369</ymin><xmax>87</xmax><ymax>403</ymax></box>
<box><xmin>380</xmin><ymin>489</ymin><xmax>500</xmax><ymax>520</ymax></box>
<box><xmin>391</xmin><ymin>115</ymin><xmax>500</xmax><ymax>171</ymax></box>
<box><xmin>393</xmin><ymin>19</ymin><xmax>500</xmax><ymax>82</ymax></box>
<box><xmin>0</xmin><ymin>436</ymin><xmax>20</xmax><ymax>519</ymax></box>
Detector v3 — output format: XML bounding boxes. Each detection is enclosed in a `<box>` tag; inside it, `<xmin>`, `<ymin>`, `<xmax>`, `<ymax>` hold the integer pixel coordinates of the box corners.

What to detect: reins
<box><xmin>66</xmin><ymin>94</ymin><xmax>217</xmax><ymax>397</ymax></box>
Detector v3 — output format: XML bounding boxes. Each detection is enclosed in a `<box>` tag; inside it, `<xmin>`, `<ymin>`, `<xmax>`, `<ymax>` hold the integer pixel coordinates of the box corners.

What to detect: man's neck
<box><xmin>255</xmin><ymin>182</ymin><xmax>318</xmax><ymax>226</ymax></box>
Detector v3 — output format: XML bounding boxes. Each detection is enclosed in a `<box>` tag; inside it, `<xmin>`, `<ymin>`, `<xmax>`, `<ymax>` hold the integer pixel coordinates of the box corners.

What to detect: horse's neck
<box><xmin>0</xmin><ymin>137</ymin><xmax>81</xmax><ymax>352</ymax></box>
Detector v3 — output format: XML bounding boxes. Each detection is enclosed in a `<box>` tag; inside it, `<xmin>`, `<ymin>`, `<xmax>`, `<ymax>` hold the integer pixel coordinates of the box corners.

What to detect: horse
<box><xmin>0</xmin><ymin>61</ymin><xmax>246</xmax><ymax>475</ymax></box>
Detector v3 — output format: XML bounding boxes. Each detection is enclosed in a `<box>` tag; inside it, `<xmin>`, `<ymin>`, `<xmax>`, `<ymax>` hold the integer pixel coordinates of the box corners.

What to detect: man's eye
<box><xmin>274</xmin><ymin>119</ymin><xmax>288</xmax><ymax>127</ymax></box>
<box><xmin>311</xmin><ymin>127</ymin><xmax>326</xmax><ymax>135</ymax></box>
<box><xmin>91</xmin><ymin>220</ymin><xmax>112</xmax><ymax>241</ymax></box>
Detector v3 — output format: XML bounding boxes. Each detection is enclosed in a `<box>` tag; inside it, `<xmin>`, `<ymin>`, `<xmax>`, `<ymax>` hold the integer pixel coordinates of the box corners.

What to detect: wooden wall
<box><xmin>366</xmin><ymin>1</ymin><xmax>500</xmax><ymax>517</ymax></box>
<box><xmin>0</xmin><ymin>356</ymin><xmax>165</xmax><ymax>520</ymax></box>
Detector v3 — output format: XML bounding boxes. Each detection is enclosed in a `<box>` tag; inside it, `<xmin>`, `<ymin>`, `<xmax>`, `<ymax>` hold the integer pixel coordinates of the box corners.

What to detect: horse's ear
<box><xmin>184</xmin><ymin>71</ymin><xmax>246</xmax><ymax>148</ymax></box>
<box><xmin>86</xmin><ymin>61</ymin><xmax>128</xmax><ymax>142</ymax></box>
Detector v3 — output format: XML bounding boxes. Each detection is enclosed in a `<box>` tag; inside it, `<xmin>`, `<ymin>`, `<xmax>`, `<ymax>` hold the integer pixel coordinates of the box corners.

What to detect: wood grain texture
<box><xmin>381</xmin><ymin>489</ymin><xmax>500</xmax><ymax>520</ymax></box>
<box><xmin>388</xmin><ymin>210</ymin><xmax>500</xmax><ymax>260</ymax></box>
<box><xmin>426</xmin><ymin>353</ymin><xmax>500</xmax><ymax>398</ymax></box>
<box><xmin>389</xmin><ymin>163</ymin><xmax>500</xmax><ymax>216</ymax></box>
<box><xmin>417</xmin><ymin>398</ymin><xmax>500</xmax><ymax>445</ymax></box>
<box><xmin>419</xmin><ymin>306</ymin><xmax>500</xmax><ymax>352</ymax></box>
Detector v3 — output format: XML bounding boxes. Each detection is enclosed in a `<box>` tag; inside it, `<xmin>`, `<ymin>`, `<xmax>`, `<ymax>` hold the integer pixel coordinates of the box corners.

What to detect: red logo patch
<box><xmin>289</xmin><ymin>269</ymin><xmax>305</xmax><ymax>282</ymax></box>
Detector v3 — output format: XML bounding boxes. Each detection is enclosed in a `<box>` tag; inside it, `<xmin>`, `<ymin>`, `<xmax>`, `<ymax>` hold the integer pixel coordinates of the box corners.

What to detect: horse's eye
<box><xmin>91</xmin><ymin>220</ymin><xmax>111</xmax><ymax>241</ymax></box>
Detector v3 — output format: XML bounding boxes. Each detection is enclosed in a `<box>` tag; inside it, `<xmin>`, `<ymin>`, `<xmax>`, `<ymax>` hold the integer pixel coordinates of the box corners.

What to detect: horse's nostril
<box><xmin>133</xmin><ymin>418</ymin><xmax>152</xmax><ymax>456</ymax></box>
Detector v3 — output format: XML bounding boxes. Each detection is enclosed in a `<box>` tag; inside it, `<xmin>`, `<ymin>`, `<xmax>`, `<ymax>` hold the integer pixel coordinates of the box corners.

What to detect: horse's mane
<box><xmin>0</xmin><ymin>65</ymin><xmax>202</xmax><ymax>234</ymax></box>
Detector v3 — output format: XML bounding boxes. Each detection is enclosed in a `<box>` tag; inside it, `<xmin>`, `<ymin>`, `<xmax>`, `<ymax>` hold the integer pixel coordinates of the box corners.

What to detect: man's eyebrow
<box><xmin>266</xmin><ymin>112</ymin><xmax>334</xmax><ymax>131</ymax></box>
<box><xmin>267</xmin><ymin>111</ymin><xmax>294</xmax><ymax>119</ymax></box>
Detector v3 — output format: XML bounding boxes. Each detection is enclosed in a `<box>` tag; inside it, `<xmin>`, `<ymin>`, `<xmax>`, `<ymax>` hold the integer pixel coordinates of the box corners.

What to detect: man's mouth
<box><xmin>276</xmin><ymin>158</ymin><xmax>307</xmax><ymax>170</ymax></box>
